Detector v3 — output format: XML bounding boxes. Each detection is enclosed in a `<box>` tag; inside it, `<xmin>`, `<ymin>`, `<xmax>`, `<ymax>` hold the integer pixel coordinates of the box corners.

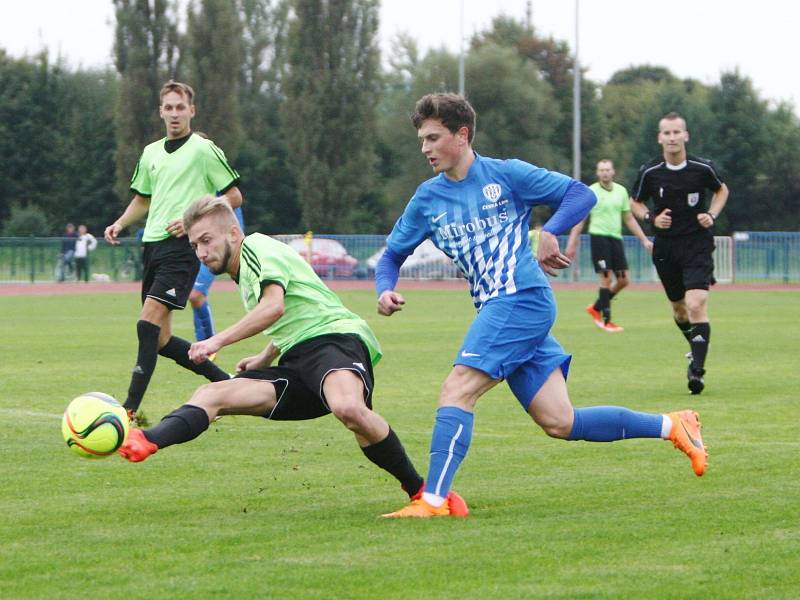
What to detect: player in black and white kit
<box><xmin>630</xmin><ymin>112</ymin><xmax>729</xmax><ymax>395</ymax></box>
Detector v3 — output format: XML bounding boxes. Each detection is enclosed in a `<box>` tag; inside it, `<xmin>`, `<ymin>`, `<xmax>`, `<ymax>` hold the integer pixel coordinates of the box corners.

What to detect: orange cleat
<box><xmin>118</xmin><ymin>428</ymin><xmax>159</xmax><ymax>463</ymax></box>
<box><xmin>586</xmin><ymin>304</ymin><xmax>602</xmax><ymax>325</ymax></box>
<box><xmin>603</xmin><ymin>321</ymin><xmax>624</xmax><ymax>333</ymax></box>
<box><xmin>381</xmin><ymin>490</ymin><xmax>470</xmax><ymax>518</ymax></box>
<box><xmin>667</xmin><ymin>410</ymin><xmax>707</xmax><ymax>476</ymax></box>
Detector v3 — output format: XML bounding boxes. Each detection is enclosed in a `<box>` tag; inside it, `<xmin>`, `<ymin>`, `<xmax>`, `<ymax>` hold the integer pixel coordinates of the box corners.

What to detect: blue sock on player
<box><xmin>568</xmin><ymin>406</ymin><xmax>662</xmax><ymax>441</ymax></box>
<box><xmin>423</xmin><ymin>406</ymin><xmax>474</xmax><ymax>502</ymax></box>
<box><xmin>193</xmin><ymin>301</ymin><xmax>215</xmax><ymax>341</ymax></box>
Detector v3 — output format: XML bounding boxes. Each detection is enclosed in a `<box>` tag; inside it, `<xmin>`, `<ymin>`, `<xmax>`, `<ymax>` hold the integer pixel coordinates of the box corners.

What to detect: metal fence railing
<box><xmin>1</xmin><ymin>232</ymin><xmax>797</xmax><ymax>284</ymax></box>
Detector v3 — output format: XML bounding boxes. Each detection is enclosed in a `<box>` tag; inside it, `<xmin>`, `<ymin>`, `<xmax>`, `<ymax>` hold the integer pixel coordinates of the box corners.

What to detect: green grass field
<box><xmin>1</xmin><ymin>286</ymin><xmax>798</xmax><ymax>599</ymax></box>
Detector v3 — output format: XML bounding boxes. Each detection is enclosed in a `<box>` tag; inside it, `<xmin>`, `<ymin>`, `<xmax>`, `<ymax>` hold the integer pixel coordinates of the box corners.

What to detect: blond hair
<box><xmin>183</xmin><ymin>195</ymin><xmax>237</xmax><ymax>232</ymax></box>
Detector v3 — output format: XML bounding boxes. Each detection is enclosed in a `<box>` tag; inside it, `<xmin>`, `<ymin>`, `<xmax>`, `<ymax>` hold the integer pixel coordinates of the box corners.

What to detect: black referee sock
<box><xmin>158</xmin><ymin>336</ymin><xmax>230</xmax><ymax>382</ymax></box>
<box><xmin>597</xmin><ymin>288</ymin><xmax>612</xmax><ymax>323</ymax></box>
<box><xmin>674</xmin><ymin>318</ymin><xmax>693</xmax><ymax>343</ymax></box>
<box><xmin>689</xmin><ymin>322</ymin><xmax>711</xmax><ymax>371</ymax></box>
<box><xmin>124</xmin><ymin>320</ymin><xmax>161</xmax><ymax>413</ymax></box>
<box><xmin>143</xmin><ymin>404</ymin><xmax>210</xmax><ymax>448</ymax></box>
<box><xmin>361</xmin><ymin>428</ymin><xmax>424</xmax><ymax>498</ymax></box>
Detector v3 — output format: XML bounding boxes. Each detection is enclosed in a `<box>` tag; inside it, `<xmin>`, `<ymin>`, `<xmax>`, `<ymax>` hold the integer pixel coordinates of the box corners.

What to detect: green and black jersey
<box><xmin>130</xmin><ymin>133</ymin><xmax>239</xmax><ymax>242</ymax></box>
<box><xmin>237</xmin><ymin>233</ymin><xmax>382</xmax><ymax>366</ymax></box>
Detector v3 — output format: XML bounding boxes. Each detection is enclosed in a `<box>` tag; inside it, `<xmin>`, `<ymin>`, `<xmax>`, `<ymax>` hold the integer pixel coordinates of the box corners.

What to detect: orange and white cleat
<box><xmin>603</xmin><ymin>321</ymin><xmax>624</xmax><ymax>333</ymax></box>
<box><xmin>381</xmin><ymin>490</ymin><xmax>470</xmax><ymax>518</ymax></box>
<box><xmin>586</xmin><ymin>304</ymin><xmax>603</xmax><ymax>327</ymax></box>
<box><xmin>667</xmin><ymin>410</ymin><xmax>707</xmax><ymax>476</ymax></box>
<box><xmin>118</xmin><ymin>428</ymin><xmax>159</xmax><ymax>463</ymax></box>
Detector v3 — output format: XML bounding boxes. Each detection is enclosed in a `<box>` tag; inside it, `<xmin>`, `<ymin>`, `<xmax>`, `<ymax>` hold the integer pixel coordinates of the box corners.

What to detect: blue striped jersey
<box><xmin>386</xmin><ymin>153</ymin><xmax>572</xmax><ymax>310</ymax></box>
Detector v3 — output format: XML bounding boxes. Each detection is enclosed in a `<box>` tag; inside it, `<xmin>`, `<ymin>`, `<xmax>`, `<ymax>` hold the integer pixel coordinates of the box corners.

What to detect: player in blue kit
<box><xmin>377</xmin><ymin>93</ymin><xmax>709</xmax><ymax>518</ymax></box>
<box><xmin>189</xmin><ymin>205</ymin><xmax>245</xmax><ymax>351</ymax></box>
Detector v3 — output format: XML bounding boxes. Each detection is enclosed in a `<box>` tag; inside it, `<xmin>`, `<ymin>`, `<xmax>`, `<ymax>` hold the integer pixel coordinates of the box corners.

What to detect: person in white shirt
<box><xmin>74</xmin><ymin>224</ymin><xmax>97</xmax><ymax>282</ymax></box>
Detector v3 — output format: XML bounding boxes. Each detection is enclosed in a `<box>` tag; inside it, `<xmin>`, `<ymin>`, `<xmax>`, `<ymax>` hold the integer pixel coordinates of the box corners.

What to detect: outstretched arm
<box><xmin>189</xmin><ymin>284</ymin><xmax>285</xmax><ymax>363</ymax></box>
<box><xmin>105</xmin><ymin>195</ymin><xmax>150</xmax><ymax>245</ymax></box>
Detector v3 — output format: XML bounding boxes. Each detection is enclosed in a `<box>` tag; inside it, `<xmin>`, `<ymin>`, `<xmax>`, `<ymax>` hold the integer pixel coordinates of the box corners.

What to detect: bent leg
<box><xmin>529</xmin><ymin>368</ymin><xmax>666</xmax><ymax>442</ymax></box>
<box><xmin>323</xmin><ymin>369</ymin><xmax>423</xmax><ymax>497</ymax></box>
<box><xmin>142</xmin><ymin>378</ymin><xmax>280</xmax><ymax>450</ymax></box>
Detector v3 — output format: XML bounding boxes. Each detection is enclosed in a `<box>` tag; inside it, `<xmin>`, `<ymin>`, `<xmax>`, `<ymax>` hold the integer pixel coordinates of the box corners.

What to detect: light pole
<box><xmin>572</xmin><ymin>0</ymin><xmax>581</xmax><ymax>180</ymax></box>
<box><xmin>458</xmin><ymin>0</ymin><xmax>465</xmax><ymax>95</ymax></box>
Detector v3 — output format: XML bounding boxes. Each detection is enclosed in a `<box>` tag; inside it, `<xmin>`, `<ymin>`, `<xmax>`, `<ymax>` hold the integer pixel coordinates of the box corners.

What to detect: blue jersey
<box><xmin>386</xmin><ymin>153</ymin><xmax>572</xmax><ymax>309</ymax></box>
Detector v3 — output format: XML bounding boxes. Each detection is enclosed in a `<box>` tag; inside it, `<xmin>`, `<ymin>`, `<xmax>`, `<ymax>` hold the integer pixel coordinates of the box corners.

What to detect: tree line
<box><xmin>1</xmin><ymin>0</ymin><xmax>798</xmax><ymax>237</ymax></box>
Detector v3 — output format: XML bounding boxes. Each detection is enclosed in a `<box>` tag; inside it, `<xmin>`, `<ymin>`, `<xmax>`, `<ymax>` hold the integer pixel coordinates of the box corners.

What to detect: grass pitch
<box><xmin>1</xmin><ymin>286</ymin><xmax>798</xmax><ymax>599</ymax></box>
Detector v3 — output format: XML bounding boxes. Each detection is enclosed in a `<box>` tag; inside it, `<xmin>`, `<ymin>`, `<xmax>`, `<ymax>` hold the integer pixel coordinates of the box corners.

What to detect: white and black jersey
<box><xmin>631</xmin><ymin>155</ymin><xmax>724</xmax><ymax>237</ymax></box>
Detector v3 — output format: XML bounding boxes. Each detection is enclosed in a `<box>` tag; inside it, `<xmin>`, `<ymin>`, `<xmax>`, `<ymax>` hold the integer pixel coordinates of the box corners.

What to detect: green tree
<box><xmin>283</xmin><ymin>0</ymin><xmax>382</xmax><ymax>233</ymax></box>
<box><xmin>112</xmin><ymin>0</ymin><xmax>182</xmax><ymax>206</ymax></box>
<box><xmin>2</xmin><ymin>203</ymin><xmax>49</xmax><ymax>236</ymax></box>
<box><xmin>185</xmin><ymin>0</ymin><xmax>243</xmax><ymax>162</ymax></box>
<box><xmin>235</xmin><ymin>0</ymin><xmax>300</xmax><ymax>233</ymax></box>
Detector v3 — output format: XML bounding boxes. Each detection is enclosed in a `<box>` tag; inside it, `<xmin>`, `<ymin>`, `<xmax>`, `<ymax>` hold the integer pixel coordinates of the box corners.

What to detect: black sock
<box><xmin>674</xmin><ymin>318</ymin><xmax>693</xmax><ymax>343</ymax></box>
<box><xmin>361</xmin><ymin>428</ymin><xmax>423</xmax><ymax>498</ymax></box>
<box><xmin>689</xmin><ymin>322</ymin><xmax>711</xmax><ymax>371</ymax></box>
<box><xmin>143</xmin><ymin>404</ymin><xmax>210</xmax><ymax>449</ymax></box>
<box><xmin>124</xmin><ymin>320</ymin><xmax>161</xmax><ymax>413</ymax></box>
<box><xmin>158</xmin><ymin>336</ymin><xmax>230</xmax><ymax>382</ymax></box>
<box><xmin>598</xmin><ymin>288</ymin><xmax>612</xmax><ymax>323</ymax></box>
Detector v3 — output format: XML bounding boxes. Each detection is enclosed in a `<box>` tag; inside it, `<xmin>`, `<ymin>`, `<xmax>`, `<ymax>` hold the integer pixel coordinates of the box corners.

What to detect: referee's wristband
<box><xmin>707</xmin><ymin>212</ymin><xmax>717</xmax><ymax>223</ymax></box>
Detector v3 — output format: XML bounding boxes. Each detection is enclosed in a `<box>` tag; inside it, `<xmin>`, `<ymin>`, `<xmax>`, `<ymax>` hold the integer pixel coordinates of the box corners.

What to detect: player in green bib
<box><xmin>104</xmin><ymin>81</ymin><xmax>242</xmax><ymax>424</ymax></box>
<box><xmin>566</xmin><ymin>159</ymin><xmax>652</xmax><ymax>331</ymax></box>
<box><xmin>117</xmin><ymin>195</ymin><xmax>442</xmax><ymax>508</ymax></box>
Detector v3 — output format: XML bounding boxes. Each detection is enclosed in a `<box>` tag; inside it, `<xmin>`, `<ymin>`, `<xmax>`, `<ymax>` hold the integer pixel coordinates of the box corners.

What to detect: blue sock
<box><xmin>193</xmin><ymin>301</ymin><xmax>215</xmax><ymax>342</ymax></box>
<box><xmin>424</xmin><ymin>406</ymin><xmax>474</xmax><ymax>499</ymax></box>
<box><xmin>568</xmin><ymin>406</ymin><xmax>662</xmax><ymax>441</ymax></box>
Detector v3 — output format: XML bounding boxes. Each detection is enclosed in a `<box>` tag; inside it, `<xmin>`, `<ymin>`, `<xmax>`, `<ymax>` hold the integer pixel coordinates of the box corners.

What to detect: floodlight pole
<box><xmin>572</xmin><ymin>0</ymin><xmax>581</xmax><ymax>180</ymax></box>
<box><xmin>458</xmin><ymin>0</ymin><xmax>465</xmax><ymax>95</ymax></box>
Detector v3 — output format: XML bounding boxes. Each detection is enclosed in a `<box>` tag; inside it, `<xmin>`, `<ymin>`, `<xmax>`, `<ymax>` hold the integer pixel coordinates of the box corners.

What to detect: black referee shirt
<box><xmin>631</xmin><ymin>154</ymin><xmax>724</xmax><ymax>237</ymax></box>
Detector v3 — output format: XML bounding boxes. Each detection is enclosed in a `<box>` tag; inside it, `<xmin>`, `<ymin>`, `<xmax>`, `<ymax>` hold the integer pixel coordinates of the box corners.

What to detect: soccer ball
<box><xmin>61</xmin><ymin>392</ymin><xmax>129</xmax><ymax>458</ymax></box>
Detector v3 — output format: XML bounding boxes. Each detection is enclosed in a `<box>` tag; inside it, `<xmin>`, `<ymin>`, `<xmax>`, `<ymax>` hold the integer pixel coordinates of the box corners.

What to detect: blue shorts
<box><xmin>192</xmin><ymin>263</ymin><xmax>216</xmax><ymax>296</ymax></box>
<box><xmin>455</xmin><ymin>287</ymin><xmax>571</xmax><ymax>410</ymax></box>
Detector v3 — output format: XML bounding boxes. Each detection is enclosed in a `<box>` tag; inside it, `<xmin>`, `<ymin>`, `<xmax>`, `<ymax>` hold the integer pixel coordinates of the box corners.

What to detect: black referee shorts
<box><xmin>141</xmin><ymin>236</ymin><xmax>200</xmax><ymax>309</ymax></box>
<box><xmin>589</xmin><ymin>234</ymin><xmax>628</xmax><ymax>274</ymax></box>
<box><xmin>235</xmin><ymin>333</ymin><xmax>375</xmax><ymax>421</ymax></box>
<box><xmin>652</xmin><ymin>232</ymin><xmax>715</xmax><ymax>302</ymax></box>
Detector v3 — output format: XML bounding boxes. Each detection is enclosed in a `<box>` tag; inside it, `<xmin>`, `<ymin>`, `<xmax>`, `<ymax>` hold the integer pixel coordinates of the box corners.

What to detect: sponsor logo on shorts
<box><xmin>461</xmin><ymin>351</ymin><xmax>480</xmax><ymax>358</ymax></box>
<box><xmin>352</xmin><ymin>362</ymin><xmax>365</xmax><ymax>371</ymax></box>
<box><xmin>165</xmin><ymin>288</ymin><xmax>177</xmax><ymax>297</ymax></box>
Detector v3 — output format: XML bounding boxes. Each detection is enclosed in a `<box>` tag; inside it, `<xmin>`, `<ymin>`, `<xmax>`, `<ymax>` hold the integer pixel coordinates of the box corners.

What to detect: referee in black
<box><xmin>630</xmin><ymin>112</ymin><xmax>729</xmax><ymax>394</ymax></box>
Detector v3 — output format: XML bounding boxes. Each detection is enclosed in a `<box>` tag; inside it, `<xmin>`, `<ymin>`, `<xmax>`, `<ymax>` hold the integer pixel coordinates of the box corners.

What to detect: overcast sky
<box><xmin>1</xmin><ymin>0</ymin><xmax>797</xmax><ymax>111</ymax></box>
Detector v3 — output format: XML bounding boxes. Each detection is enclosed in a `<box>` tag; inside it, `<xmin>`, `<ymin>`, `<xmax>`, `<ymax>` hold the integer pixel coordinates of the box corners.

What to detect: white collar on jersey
<box><xmin>665</xmin><ymin>160</ymin><xmax>687</xmax><ymax>170</ymax></box>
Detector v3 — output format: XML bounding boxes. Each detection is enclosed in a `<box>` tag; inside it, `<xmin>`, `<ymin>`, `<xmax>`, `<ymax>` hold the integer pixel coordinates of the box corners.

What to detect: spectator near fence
<box><xmin>58</xmin><ymin>223</ymin><xmax>78</xmax><ymax>282</ymax></box>
<box><xmin>74</xmin><ymin>225</ymin><xmax>97</xmax><ymax>282</ymax></box>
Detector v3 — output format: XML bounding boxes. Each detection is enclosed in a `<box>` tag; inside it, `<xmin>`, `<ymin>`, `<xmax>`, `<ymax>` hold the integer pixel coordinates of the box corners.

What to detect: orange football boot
<box><xmin>381</xmin><ymin>491</ymin><xmax>470</xmax><ymax>518</ymax></box>
<box><xmin>118</xmin><ymin>428</ymin><xmax>158</xmax><ymax>463</ymax></box>
<box><xmin>667</xmin><ymin>410</ymin><xmax>707</xmax><ymax>476</ymax></box>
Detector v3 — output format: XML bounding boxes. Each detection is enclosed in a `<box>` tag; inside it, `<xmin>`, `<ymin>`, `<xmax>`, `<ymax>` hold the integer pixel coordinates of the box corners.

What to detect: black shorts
<box><xmin>652</xmin><ymin>232</ymin><xmax>715</xmax><ymax>302</ymax></box>
<box><xmin>234</xmin><ymin>333</ymin><xmax>375</xmax><ymax>421</ymax></box>
<box><xmin>141</xmin><ymin>236</ymin><xmax>200</xmax><ymax>309</ymax></box>
<box><xmin>589</xmin><ymin>235</ymin><xmax>628</xmax><ymax>274</ymax></box>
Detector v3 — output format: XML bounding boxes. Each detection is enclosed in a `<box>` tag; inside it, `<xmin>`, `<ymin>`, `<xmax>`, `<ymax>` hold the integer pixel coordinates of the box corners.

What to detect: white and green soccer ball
<box><xmin>61</xmin><ymin>392</ymin><xmax>129</xmax><ymax>458</ymax></box>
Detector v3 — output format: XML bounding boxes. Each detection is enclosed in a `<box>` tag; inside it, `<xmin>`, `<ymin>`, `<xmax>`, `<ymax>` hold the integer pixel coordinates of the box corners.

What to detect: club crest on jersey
<box><xmin>687</xmin><ymin>192</ymin><xmax>699</xmax><ymax>207</ymax></box>
<box><xmin>482</xmin><ymin>183</ymin><xmax>502</xmax><ymax>202</ymax></box>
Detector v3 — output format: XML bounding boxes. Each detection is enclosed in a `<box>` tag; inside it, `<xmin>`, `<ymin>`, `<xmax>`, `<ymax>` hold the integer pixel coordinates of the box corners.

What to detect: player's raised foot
<box><xmin>118</xmin><ymin>428</ymin><xmax>158</xmax><ymax>463</ymax></box>
<box><xmin>603</xmin><ymin>321</ymin><xmax>624</xmax><ymax>333</ymax></box>
<box><xmin>381</xmin><ymin>492</ymin><xmax>469</xmax><ymax>518</ymax></box>
<box><xmin>585</xmin><ymin>304</ymin><xmax>602</xmax><ymax>326</ymax></box>
<box><xmin>667</xmin><ymin>410</ymin><xmax>707</xmax><ymax>476</ymax></box>
<box><xmin>126</xmin><ymin>408</ymin><xmax>150</xmax><ymax>427</ymax></box>
<box><xmin>687</xmin><ymin>365</ymin><xmax>706</xmax><ymax>395</ymax></box>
